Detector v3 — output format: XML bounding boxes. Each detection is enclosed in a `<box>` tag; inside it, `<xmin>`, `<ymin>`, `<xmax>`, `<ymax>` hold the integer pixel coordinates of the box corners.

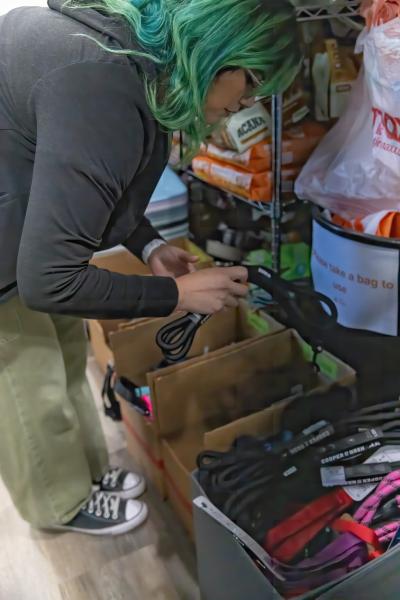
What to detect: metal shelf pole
<box><xmin>271</xmin><ymin>93</ymin><xmax>283</xmax><ymax>274</ymax></box>
<box><xmin>270</xmin><ymin>2</ymin><xmax>361</xmax><ymax>274</ymax></box>
<box><xmin>186</xmin><ymin>3</ymin><xmax>362</xmax><ymax>276</ymax></box>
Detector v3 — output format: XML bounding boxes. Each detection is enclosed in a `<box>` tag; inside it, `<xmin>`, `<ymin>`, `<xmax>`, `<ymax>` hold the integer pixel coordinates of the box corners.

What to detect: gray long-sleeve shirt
<box><xmin>0</xmin><ymin>0</ymin><xmax>179</xmax><ymax>319</ymax></box>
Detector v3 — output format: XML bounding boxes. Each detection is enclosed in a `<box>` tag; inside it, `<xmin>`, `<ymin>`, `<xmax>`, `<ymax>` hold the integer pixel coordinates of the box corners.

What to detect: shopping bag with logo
<box><xmin>295</xmin><ymin>17</ymin><xmax>400</xmax><ymax>220</ymax></box>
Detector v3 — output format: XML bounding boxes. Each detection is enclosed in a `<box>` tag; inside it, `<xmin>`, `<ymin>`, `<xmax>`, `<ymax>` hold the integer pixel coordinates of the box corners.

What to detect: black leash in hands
<box><xmin>156</xmin><ymin>266</ymin><xmax>338</xmax><ymax>364</ymax></box>
<box><xmin>155</xmin><ymin>312</ymin><xmax>212</xmax><ymax>364</ymax></box>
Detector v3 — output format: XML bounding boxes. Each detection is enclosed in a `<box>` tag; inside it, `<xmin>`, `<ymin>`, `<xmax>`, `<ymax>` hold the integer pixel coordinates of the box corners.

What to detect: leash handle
<box><xmin>246</xmin><ymin>265</ymin><xmax>338</xmax><ymax>330</ymax></box>
<box><xmin>100</xmin><ymin>363</ymin><xmax>122</xmax><ymax>421</ymax></box>
<box><xmin>156</xmin><ymin>265</ymin><xmax>338</xmax><ymax>363</ymax></box>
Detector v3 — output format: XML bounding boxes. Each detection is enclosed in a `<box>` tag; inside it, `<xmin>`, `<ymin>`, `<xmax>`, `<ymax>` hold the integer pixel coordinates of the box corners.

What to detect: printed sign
<box><xmin>312</xmin><ymin>221</ymin><xmax>399</xmax><ymax>336</ymax></box>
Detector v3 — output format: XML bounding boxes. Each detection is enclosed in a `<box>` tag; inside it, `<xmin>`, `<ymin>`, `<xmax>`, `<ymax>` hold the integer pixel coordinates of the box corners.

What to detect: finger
<box><xmin>176</xmin><ymin>249</ymin><xmax>198</xmax><ymax>262</ymax></box>
<box><xmin>224</xmin><ymin>295</ymin><xmax>239</xmax><ymax>308</ymax></box>
<box><xmin>225</xmin><ymin>266</ymin><xmax>248</xmax><ymax>283</ymax></box>
<box><xmin>178</xmin><ymin>253</ymin><xmax>198</xmax><ymax>274</ymax></box>
<box><xmin>174</xmin><ymin>258</ymin><xmax>194</xmax><ymax>275</ymax></box>
<box><xmin>229</xmin><ymin>281</ymin><xmax>249</xmax><ymax>297</ymax></box>
<box><xmin>178</xmin><ymin>252</ymin><xmax>197</xmax><ymax>265</ymax></box>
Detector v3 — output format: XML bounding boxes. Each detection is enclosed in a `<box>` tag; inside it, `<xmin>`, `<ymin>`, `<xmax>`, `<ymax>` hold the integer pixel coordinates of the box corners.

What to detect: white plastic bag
<box><xmin>295</xmin><ymin>19</ymin><xmax>400</xmax><ymax>220</ymax></box>
<box><xmin>364</xmin><ymin>18</ymin><xmax>400</xmax><ymax>172</ymax></box>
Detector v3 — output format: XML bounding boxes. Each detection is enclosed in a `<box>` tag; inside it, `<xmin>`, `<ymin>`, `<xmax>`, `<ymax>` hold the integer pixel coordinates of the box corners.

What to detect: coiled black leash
<box><xmin>155</xmin><ymin>312</ymin><xmax>212</xmax><ymax>364</ymax></box>
<box><xmin>156</xmin><ymin>266</ymin><xmax>338</xmax><ymax>364</ymax></box>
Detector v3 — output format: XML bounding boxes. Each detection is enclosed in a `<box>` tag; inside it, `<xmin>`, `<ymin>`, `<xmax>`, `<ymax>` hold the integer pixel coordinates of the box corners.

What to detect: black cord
<box><xmin>156</xmin><ymin>265</ymin><xmax>338</xmax><ymax>364</ymax></box>
<box><xmin>156</xmin><ymin>313</ymin><xmax>211</xmax><ymax>363</ymax></box>
<box><xmin>246</xmin><ymin>266</ymin><xmax>338</xmax><ymax>329</ymax></box>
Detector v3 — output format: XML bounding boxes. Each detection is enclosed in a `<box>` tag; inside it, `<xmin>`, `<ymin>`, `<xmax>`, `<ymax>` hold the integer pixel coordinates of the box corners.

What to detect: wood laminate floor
<box><xmin>0</xmin><ymin>356</ymin><xmax>200</xmax><ymax>600</ymax></box>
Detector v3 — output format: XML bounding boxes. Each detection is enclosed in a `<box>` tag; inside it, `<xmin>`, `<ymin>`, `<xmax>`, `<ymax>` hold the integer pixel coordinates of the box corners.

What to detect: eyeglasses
<box><xmin>246</xmin><ymin>69</ymin><xmax>263</xmax><ymax>88</ymax></box>
<box><xmin>245</xmin><ymin>69</ymin><xmax>266</xmax><ymax>101</ymax></box>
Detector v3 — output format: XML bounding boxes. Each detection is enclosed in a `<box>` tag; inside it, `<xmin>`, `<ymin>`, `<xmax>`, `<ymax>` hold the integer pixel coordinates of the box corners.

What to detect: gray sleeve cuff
<box><xmin>142</xmin><ymin>239</ymin><xmax>167</xmax><ymax>264</ymax></box>
<box><xmin>123</xmin><ymin>216</ymin><xmax>164</xmax><ymax>259</ymax></box>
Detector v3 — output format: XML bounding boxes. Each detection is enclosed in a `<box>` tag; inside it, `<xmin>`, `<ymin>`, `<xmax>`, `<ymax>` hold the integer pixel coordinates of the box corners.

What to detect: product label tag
<box><xmin>320</xmin><ymin>440</ymin><xmax>382</xmax><ymax>466</ymax></box>
<box><xmin>321</xmin><ymin>461</ymin><xmax>400</xmax><ymax>487</ymax></box>
<box><xmin>287</xmin><ymin>424</ymin><xmax>334</xmax><ymax>457</ymax></box>
<box><xmin>321</xmin><ymin>466</ymin><xmax>346</xmax><ymax>487</ymax></box>
<box><xmin>345</xmin><ymin>446</ymin><xmax>400</xmax><ymax>501</ymax></box>
<box><xmin>319</xmin><ymin>428</ymin><xmax>384</xmax><ymax>465</ymax></box>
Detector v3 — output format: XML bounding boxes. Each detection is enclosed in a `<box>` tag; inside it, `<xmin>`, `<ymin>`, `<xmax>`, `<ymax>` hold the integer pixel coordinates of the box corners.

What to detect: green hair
<box><xmin>68</xmin><ymin>0</ymin><xmax>300</xmax><ymax>148</ymax></box>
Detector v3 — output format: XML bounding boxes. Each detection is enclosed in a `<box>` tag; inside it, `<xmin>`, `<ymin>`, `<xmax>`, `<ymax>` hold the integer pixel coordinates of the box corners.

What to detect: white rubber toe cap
<box><xmin>125</xmin><ymin>500</ymin><xmax>149</xmax><ymax>526</ymax></box>
<box><xmin>121</xmin><ymin>472</ymin><xmax>146</xmax><ymax>499</ymax></box>
<box><xmin>123</xmin><ymin>472</ymin><xmax>140</xmax><ymax>490</ymax></box>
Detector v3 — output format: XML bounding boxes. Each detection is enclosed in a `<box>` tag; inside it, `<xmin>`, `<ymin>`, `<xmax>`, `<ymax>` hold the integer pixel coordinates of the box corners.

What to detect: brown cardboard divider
<box><xmin>158</xmin><ymin>329</ymin><xmax>356</xmax><ymax>535</ymax></box>
<box><xmin>109</xmin><ymin>299</ymin><xmax>284</xmax><ymax>386</ymax></box>
<box><xmin>120</xmin><ymin>398</ymin><xmax>166</xmax><ymax>497</ymax></box>
<box><xmin>87</xmin><ymin>318</ymin><xmax>126</xmax><ymax>374</ymax></box>
<box><xmin>162</xmin><ymin>431</ymin><xmax>201</xmax><ymax>538</ymax></box>
<box><xmin>112</xmin><ymin>301</ymin><xmax>284</xmax><ymax>497</ymax></box>
<box><xmin>109</xmin><ymin>307</ymin><xmax>237</xmax><ymax>387</ymax></box>
<box><xmin>203</xmin><ymin>397</ymin><xmax>289</xmax><ymax>453</ymax></box>
<box><xmin>149</xmin><ymin>329</ymin><xmax>317</xmax><ymax>439</ymax></box>
<box><xmin>87</xmin><ymin>240</ymin><xmax>213</xmax><ymax>372</ymax></box>
<box><xmin>161</xmin><ymin>404</ymin><xmax>283</xmax><ymax>539</ymax></box>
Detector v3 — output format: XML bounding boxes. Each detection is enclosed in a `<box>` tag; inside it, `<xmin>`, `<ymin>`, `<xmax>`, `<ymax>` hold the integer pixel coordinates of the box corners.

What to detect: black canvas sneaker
<box><xmin>52</xmin><ymin>490</ymin><xmax>148</xmax><ymax>535</ymax></box>
<box><xmin>94</xmin><ymin>466</ymin><xmax>146</xmax><ymax>499</ymax></box>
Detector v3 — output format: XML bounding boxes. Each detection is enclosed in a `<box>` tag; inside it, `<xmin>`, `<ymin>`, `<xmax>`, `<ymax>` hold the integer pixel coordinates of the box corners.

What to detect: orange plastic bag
<box><xmin>332</xmin><ymin>210</ymin><xmax>400</xmax><ymax>238</ymax></box>
<box><xmin>201</xmin><ymin>122</ymin><xmax>326</xmax><ymax>173</ymax></box>
<box><xmin>377</xmin><ymin>212</ymin><xmax>400</xmax><ymax>237</ymax></box>
<box><xmin>192</xmin><ymin>156</ymin><xmax>299</xmax><ymax>202</ymax></box>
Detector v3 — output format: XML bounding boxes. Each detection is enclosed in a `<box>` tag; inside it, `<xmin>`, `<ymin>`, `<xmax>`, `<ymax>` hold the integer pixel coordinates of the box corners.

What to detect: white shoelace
<box><xmin>83</xmin><ymin>491</ymin><xmax>120</xmax><ymax>520</ymax></box>
<box><xmin>102</xmin><ymin>467</ymin><xmax>123</xmax><ymax>490</ymax></box>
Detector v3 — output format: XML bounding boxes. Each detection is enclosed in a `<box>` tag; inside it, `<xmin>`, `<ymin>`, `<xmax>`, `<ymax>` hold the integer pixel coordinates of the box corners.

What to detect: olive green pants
<box><xmin>0</xmin><ymin>295</ymin><xmax>109</xmax><ymax>527</ymax></box>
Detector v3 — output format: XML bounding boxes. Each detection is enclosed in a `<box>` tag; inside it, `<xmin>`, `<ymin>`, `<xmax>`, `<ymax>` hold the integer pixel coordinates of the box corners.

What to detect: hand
<box><xmin>148</xmin><ymin>244</ymin><xmax>199</xmax><ymax>278</ymax></box>
<box><xmin>176</xmin><ymin>266</ymin><xmax>248</xmax><ymax>314</ymax></box>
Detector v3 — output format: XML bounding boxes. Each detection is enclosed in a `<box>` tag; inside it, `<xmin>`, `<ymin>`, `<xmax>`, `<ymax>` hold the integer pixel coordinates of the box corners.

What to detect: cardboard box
<box><xmin>87</xmin><ymin>239</ymin><xmax>213</xmax><ymax>372</ymax></box>
<box><xmin>162</xmin><ymin>432</ymin><xmax>200</xmax><ymax>538</ymax></box>
<box><xmin>113</xmin><ymin>302</ymin><xmax>284</xmax><ymax>498</ymax></box>
<box><xmin>87</xmin><ymin>318</ymin><xmax>126</xmax><ymax>374</ymax></box>
<box><xmin>163</xmin><ymin>404</ymin><xmax>288</xmax><ymax>538</ymax></box>
<box><xmin>193</xmin><ymin>465</ymin><xmax>400</xmax><ymax>600</ymax></box>
<box><xmin>156</xmin><ymin>330</ymin><xmax>355</xmax><ymax>535</ymax></box>
<box><xmin>119</xmin><ymin>398</ymin><xmax>165</xmax><ymax>496</ymax></box>
<box><xmin>192</xmin><ymin>389</ymin><xmax>399</xmax><ymax>600</ymax></box>
<box><xmin>110</xmin><ymin>308</ymin><xmax>235</xmax><ymax>387</ymax></box>
<box><xmin>110</xmin><ymin>300</ymin><xmax>283</xmax><ymax>386</ymax></box>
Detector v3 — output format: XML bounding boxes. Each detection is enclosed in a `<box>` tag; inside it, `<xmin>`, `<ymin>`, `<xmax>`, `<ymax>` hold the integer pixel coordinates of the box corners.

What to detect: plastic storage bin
<box><xmin>312</xmin><ymin>211</ymin><xmax>400</xmax><ymax>336</ymax></box>
<box><xmin>192</xmin><ymin>473</ymin><xmax>400</xmax><ymax>600</ymax></box>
